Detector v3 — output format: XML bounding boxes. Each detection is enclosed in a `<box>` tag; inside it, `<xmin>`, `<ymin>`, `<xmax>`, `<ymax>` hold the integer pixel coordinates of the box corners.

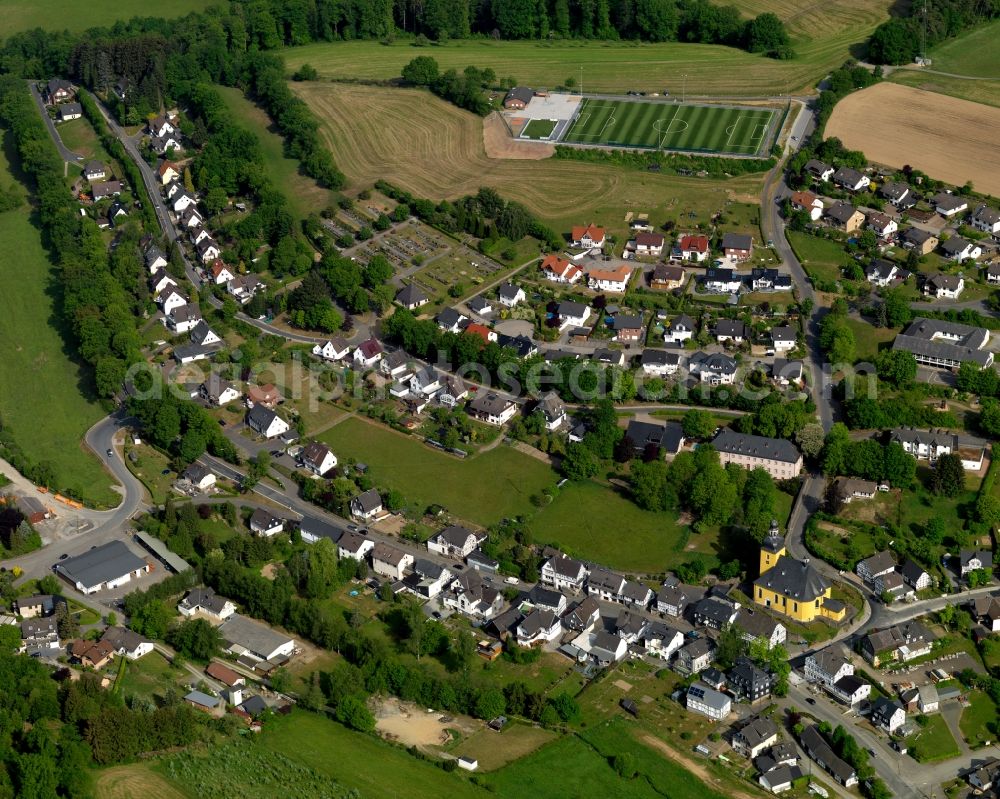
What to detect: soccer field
<box><xmin>521</xmin><ymin>118</ymin><xmax>559</xmax><ymax>140</ymax></box>
<box><xmin>561</xmin><ymin>98</ymin><xmax>776</xmax><ymax>155</ymax></box>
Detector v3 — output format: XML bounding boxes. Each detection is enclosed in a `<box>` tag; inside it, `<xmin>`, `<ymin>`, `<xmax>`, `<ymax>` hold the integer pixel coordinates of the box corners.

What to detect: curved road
<box><xmin>27</xmin><ymin>81</ymin><xmax>83</xmax><ymax>165</ymax></box>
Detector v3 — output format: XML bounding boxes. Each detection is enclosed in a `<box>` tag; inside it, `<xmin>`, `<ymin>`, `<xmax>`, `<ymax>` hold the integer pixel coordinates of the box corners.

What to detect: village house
<box><xmin>791</xmin><ymin>190</ymin><xmax>824</xmax><ymax>221</ymax></box>
<box><xmin>692</xmin><ymin>596</ymin><xmax>738</xmax><ymax>629</ymax></box>
<box><xmin>312</xmin><ymin>338</ymin><xmax>351</xmax><ymax>362</ymax></box>
<box><xmin>83</xmin><ymin>161</ymin><xmax>107</xmax><ymax>181</ymax></box>
<box><xmin>890</xmin><ymin>427</ymin><xmax>988</xmax><ymax>470</ymax></box>
<box><xmin>350</xmin><ymin>488</ymin><xmax>383</xmax><ymax>520</ymax></box>
<box><xmin>300</xmin><ymin>442</ymin><xmax>337</xmax><ymax>476</ymax></box>
<box><xmin>571</xmin><ymin>223</ymin><xmax>605</xmax><ymax>249</ymax></box>
<box><xmin>804</xmin><ymin>159</ymin><xmax>834</xmax><ymax>182</ymax></box>
<box><xmin>701</xmin><ymin>267</ymin><xmax>742</xmax><ymax>293</ymax></box>
<box><xmin>516</xmin><ymin>609</ymin><xmax>562</xmax><ymax>646</ymax></box>
<box><xmin>182</xmin><ymin>463</ymin><xmax>216</xmax><ymax>491</ymax></box>
<box><xmin>686</xmin><ymin>682</ymin><xmax>731</xmax><ymax>720</ymax></box>
<box><xmin>92</xmin><ymin>180</ymin><xmax>123</xmax><ymax>201</ymax></box>
<box><xmin>588</xmin><ymin>264</ymin><xmax>632</xmax><ymax>293</ymax></box>
<box><xmin>770</xmin><ymin>326</ymin><xmax>797</xmax><ymax>352</ymax></box>
<box><xmin>20</xmin><ymin>617</ymin><xmax>60</xmax><ymax>655</ymax></box>
<box><xmin>497</xmin><ymin>283</ymin><xmax>525</xmax><ymax>307</ymax></box>
<box><xmin>688</xmin><ymin>351</ymin><xmax>738</xmax><ymax>385</ymax></box>
<box><xmin>867</xmin><ymin>211</ymin><xmax>898</xmax><ymax>239</ymax></box>
<box><xmin>900</xmin><ymin>227</ymin><xmax>938</xmax><ymax>255</ymax></box>
<box><xmin>733</xmin><ymin>717</ymin><xmax>780</xmax><ymax>759</ymax></box>
<box><xmin>246</xmin><ymin>383</ymin><xmax>282</xmax><ymax>409</ymax></box>
<box><xmin>721</xmin><ymin>232</ymin><xmax>753</xmax><ymax>262</ymax></box>
<box><xmin>664</xmin><ymin>314</ymin><xmax>696</xmax><ymax>344</ymax></box>
<box><xmin>959</xmin><ymin>549</ymin><xmax>993</xmax><ymax>576</ymax></box>
<box><xmin>467</xmin><ymin>296</ymin><xmax>493</xmax><ymax>317</ymax></box>
<box><xmin>179</xmin><ymin>206</ymin><xmax>203</xmax><ymax>229</ymax></box>
<box><xmin>734</xmin><ymin>610</ymin><xmax>786</xmax><ymax>649</ymax></box>
<box><xmin>562</xmin><ymin>596</ymin><xmax>601</xmax><ymax>633</ymax></box>
<box><xmin>829</xmin><ymin>674</ymin><xmax>871</xmax><ymax>706</ymax></box>
<box><xmin>871</xmin><ymin>697</ymin><xmax>906</xmax><ymax>733</ymax></box>
<box><xmin>986</xmin><ymin>263</ymin><xmax>1000</xmax><ymax>285</ymax></box>
<box><xmin>751</xmin><ymin>268</ymin><xmax>791</xmax><ymax>292</ymax></box>
<box><xmin>826</xmin><ymin>201</ymin><xmax>864</xmax><ymax>232</ymax></box>
<box><xmin>624</xmin><ymin>419</ymin><xmax>685</xmax><ymax>459</ymax></box>
<box><xmin>640</xmin><ymin>348</ymin><xmax>681</xmax><ymax>376</ymax></box>
<box><xmin>337</xmin><ymin>531</ymin><xmax>374</xmax><ymax>561</ymax></box>
<box><xmin>14</xmin><ymin>594</ymin><xmax>64</xmax><ymax>619</ymax></box>
<box><xmin>613</xmin><ymin>314</ymin><xmax>644</xmax><ymax>343</ymax></box>
<box><xmin>540</xmin><ymin>254</ymin><xmax>582</xmax><ymax>284</ymax></box>
<box><xmin>436</xmin><ymin>308</ymin><xmax>467</xmax><ymax>334</ymax></box>
<box><xmin>101</xmin><ymin>626</ymin><xmax>154</xmax><ymax>660</ymax></box>
<box><xmin>971</xmin><ymin>593</ymin><xmax>1000</xmax><ymax>632</ymax></box>
<box><xmin>209</xmin><ymin>261</ymin><xmax>235</xmax><ymax>285</ymax></box>
<box><xmin>157</xmin><ymin>160</ymin><xmax>179</xmax><ymax>185</ymax></box>
<box><xmin>650</xmin><ymin>263</ymin><xmax>686</xmax><ymax>290</ymax></box>
<box><xmin>46</xmin><ymin>78</ymin><xmax>75</xmax><ymax>104</ymax></box>
<box><xmin>940</xmin><ymin>236</ymin><xmax>982</xmax><ymax>262</ymax></box>
<box><xmin>427</xmin><ymin>525</ymin><xmax>483</xmax><ymax>558</ymax></box>
<box><xmin>371</xmin><ymin>542</ymin><xmax>413</xmax><ymax>581</ymax></box>
<box><xmin>676</xmin><ymin>637</ymin><xmax>715</xmax><ymax>674</ymax></box>
<box><xmin>642</xmin><ymin>621</ymin><xmax>684</xmax><ymax>660</ymax></box>
<box><xmin>933</xmin><ymin>192</ymin><xmax>968</xmax><ymax>217</ymax></box>
<box><xmin>859</xmin><ymin>621</ymin><xmax>934</xmax><ymax>666</ymax></box>
<box><xmin>148</xmin><ymin>114</ymin><xmax>176</xmax><ymax>138</ymax></box>
<box><xmin>249</xmin><ymin>509</ymin><xmax>284</xmax><ymax>537</ymax></box>
<box><xmin>57</xmin><ymin>102</ymin><xmax>82</xmax><ymax>121</ymax></box>
<box><xmin>178</xmin><ymin>587</ymin><xmax>237</xmax><ymax>620</ymax></box>
<box><xmin>678</xmin><ymin>234</ymin><xmax>710</xmax><ymax>262</ymax></box>
<box><xmin>857</xmin><ymin>550</ymin><xmax>896</xmax><ymax>584</ymax></box>
<box><xmin>541</xmin><ymin>553</ymin><xmax>588</xmax><ymax>592</ymax></box>
<box><xmin>971</xmin><ymin>205</ymin><xmax>1000</xmax><ymax>235</ymax></box>
<box><xmin>832</xmin><ymin>167</ymin><xmax>870</xmax><ymax>192</ymax></box>
<box><xmin>353</xmin><ymin>338</ymin><xmax>383</xmax><ymax>368</ymax></box>
<box><xmin>880</xmin><ymin>182</ymin><xmax>911</xmax><ymax>207</ymax></box>
<box><xmin>866</xmin><ymin>259</ymin><xmax>904</xmax><ymax>287</ymax></box>
<box><xmin>536</xmin><ymin>391</ymin><xmax>566</xmax><ymax>430</ymax></box>
<box><xmin>656</xmin><ymin>577</ymin><xmax>696</xmax><ymax>617</ymax></box>
<box><xmin>633</xmin><ymin>232</ymin><xmax>665</xmax><ymax>257</ymax></box>
<box><xmin>246</xmin><ymin>406</ymin><xmax>289</xmax><ymax>439</ymax></box>
<box><xmin>227</xmin><ymin>274</ymin><xmax>263</xmax><ymax>303</ymax></box>
<box><xmin>70</xmin><ymin>639</ymin><xmax>116</xmax><ymax>669</ymax></box>
<box><xmin>199</xmin><ymin>374</ymin><xmax>240</xmax><ymax>406</ymax></box>
<box><xmin>901</xmin><ymin>559</ymin><xmax>932</xmax><ymax>590</ymax></box>
<box><xmin>715</xmin><ymin>319</ymin><xmax>749</xmax><ymax>344</ymax></box>
<box><xmin>467</xmin><ymin>391</ymin><xmax>517</xmax><ymax>426</ymax></box>
<box><xmin>804</xmin><ymin>646</ymin><xmax>853</xmax><ymax>687</ymax></box>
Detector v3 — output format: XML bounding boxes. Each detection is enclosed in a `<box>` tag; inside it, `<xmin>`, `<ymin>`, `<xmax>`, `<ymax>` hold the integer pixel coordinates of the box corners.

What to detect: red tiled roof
<box><xmin>679</xmin><ymin>235</ymin><xmax>709</xmax><ymax>253</ymax></box>
<box><xmin>571</xmin><ymin>223</ymin><xmax>605</xmax><ymax>242</ymax></box>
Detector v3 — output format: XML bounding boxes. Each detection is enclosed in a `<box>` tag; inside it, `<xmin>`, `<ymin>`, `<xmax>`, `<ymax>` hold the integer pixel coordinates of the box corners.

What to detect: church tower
<box><xmin>759</xmin><ymin>519</ymin><xmax>786</xmax><ymax>576</ymax></box>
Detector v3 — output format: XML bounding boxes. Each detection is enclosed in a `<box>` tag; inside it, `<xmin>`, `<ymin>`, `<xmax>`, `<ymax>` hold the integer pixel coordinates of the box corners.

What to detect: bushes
<box><xmin>553</xmin><ymin>145</ymin><xmax>777</xmax><ymax>176</ymax></box>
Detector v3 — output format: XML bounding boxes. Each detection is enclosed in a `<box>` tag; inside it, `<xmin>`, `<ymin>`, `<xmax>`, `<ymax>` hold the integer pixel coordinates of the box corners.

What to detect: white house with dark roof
<box><xmin>932</xmin><ymin>192</ymin><xmax>968</xmax><ymax>217</ymax></box>
<box><xmin>312</xmin><ymin>338</ymin><xmax>351</xmax><ymax>362</ymax></box>
<box><xmin>804</xmin><ymin>645</ymin><xmax>853</xmax><ymax>686</ymax></box>
<box><xmin>536</xmin><ymin>391</ymin><xmax>566</xmax><ymax>430</ymax></box>
<box><xmin>664</xmin><ymin>314</ymin><xmax>695</xmax><ymax>344</ymax></box>
<box><xmin>832</xmin><ymin>167</ymin><xmax>870</xmax><ymax>192</ymax></box>
<box><xmin>497</xmin><ymin>283</ymin><xmax>525</xmax><ymax>307</ymax></box>
<box><xmin>541</xmin><ymin>553</ymin><xmax>588</xmax><ymax>592</ymax></box>
<box><xmin>467</xmin><ymin>391</ymin><xmax>517</xmax><ymax>426</ymax></box>
<box><xmin>199</xmin><ymin>374</ymin><xmax>240</xmax><ymax>406</ymax></box>
<box><xmin>516</xmin><ymin>609</ymin><xmax>562</xmax><ymax>646</ymax></box>
<box><xmin>880</xmin><ymin>182</ymin><xmax>910</xmax><ymax>207</ymax></box>
<box><xmin>940</xmin><ymin>237</ymin><xmax>982</xmax><ymax>263</ymax></box>
<box><xmin>353</xmin><ymin>338</ymin><xmax>383</xmax><ymax>368</ymax></box>
<box><xmin>427</xmin><ymin>526</ymin><xmax>483</xmax><ymax>558</ymax></box>
<box><xmin>249</xmin><ymin>509</ymin><xmax>284</xmax><ymax>537</ymax></box>
<box><xmin>301</xmin><ymin>442</ymin><xmax>337</xmax><ymax>476</ymax></box>
<box><xmin>371</xmin><ymin>542</ymin><xmax>413</xmax><ymax>581</ymax></box>
<box><xmin>395</xmin><ymin>283</ymin><xmax>429</xmax><ymax>310</ymax></box>
<box><xmin>687</xmin><ymin>682</ymin><xmax>731</xmax><ymax>720</ymax></box>
<box><xmin>804</xmin><ymin>160</ymin><xmax>834</xmax><ymax>182</ymax></box>
<box><xmin>892</xmin><ymin>318</ymin><xmax>992</xmax><ymax>369</ymax></box>
<box><xmin>337</xmin><ymin>531</ymin><xmax>374</xmax><ymax>561</ymax></box>
<box><xmin>971</xmin><ymin>205</ymin><xmax>1000</xmax><ymax>235</ymax></box>
<box><xmin>178</xmin><ymin>587</ymin><xmax>237</xmax><ymax>620</ymax></box>
<box><xmin>770</xmin><ymin>326</ymin><xmax>797</xmax><ymax>352</ymax></box>
<box><xmin>688</xmin><ymin>351</ymin><xmax>738</xmax><ymax>385</ymax></box>
<box><xmin>350</xmin><ymin>488</ymin><xmax>383</xmax><ymax>520</ymax></box>
<box><xmin>246</xmin><ymin>406</ymin><xmax>289</xmax><ymax>439</ymax></box>
<box><xmin>640</xmin><ymin>349</ymin><xmax>681</xmax><ymax>376</ymax></box>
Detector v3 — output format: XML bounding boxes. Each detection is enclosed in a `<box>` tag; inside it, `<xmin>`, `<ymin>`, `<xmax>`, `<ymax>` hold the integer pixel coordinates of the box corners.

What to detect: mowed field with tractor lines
<box><xmin>282</xmin><ymin>0</ymin><xmax>890</xmax><ymax>98</ymax></box>
<box><xmin>290</xmin><ymin>82</ymin><xmax>766</xmax><ymax>235</ymax></box>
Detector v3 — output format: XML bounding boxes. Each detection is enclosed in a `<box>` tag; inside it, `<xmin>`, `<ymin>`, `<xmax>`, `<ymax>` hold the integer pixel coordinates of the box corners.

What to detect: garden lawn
<box><xmin>57</xmin><ymin>117</ymin><xmax>113</xmax><ymax>163</ymax></box>
<box><xmin>787</xmin><ymin>231</ymin><xmax>846</xmax><ymax>284</ymax></box>
<box><xmin>318</xmin><ymin>416</ymin><xmax>556</xmax><ymax>525</ymax></box>
<box><xmin>906</xmin><ymin>714</ymin><xmax>960</xmax><ymax>762</ymax></box>
<box><xmin>530</xmin><ymin>480</ymin><xmax>692</xmax><ymax>572</ymax></box>
<box><xmin>0</xmin><ymin>138</ymin><xmax>117</xmax><ymax>507</ymax></box>
<box><xmin>215</xmin><ymin>86</ymin><xmax>329</xmax><ymax>222</ymax></box>
<box><xmin>959</xmin><ymin>690</ymin><xmax>999</xmax><ymax>748</ymax></box>
<box><xmin>260</xmin><ymin>710</ymin><xmax>490</xmax><ymax>799</ymax></box>
<box><xmin>484</xmin><ymin>732</ymin><xmax>665</xmax><ymax>799</ymax></box>
<box><xmin>845</xmin><ymin>317</ymin><xmax>896</xmax><ymax>361</ymax></box>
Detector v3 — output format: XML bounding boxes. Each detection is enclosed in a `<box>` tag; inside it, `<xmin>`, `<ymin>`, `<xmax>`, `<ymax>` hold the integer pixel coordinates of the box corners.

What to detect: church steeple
<box><xmin>759</xmin><ymin>519</ymin><xmax>786</xmax><ymax>575</ymax></box>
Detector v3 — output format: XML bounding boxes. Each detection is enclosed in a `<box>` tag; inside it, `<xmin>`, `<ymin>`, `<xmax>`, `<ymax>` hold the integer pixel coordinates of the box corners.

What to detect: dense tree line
<box><xmin>126</xmin><ymin>390</ymin><xmax>240</xmax><ymax>470</ymax></box>
<box><xmin>553</xmin><ymin>143</ymin><xmax>777</xmax><ymax>176</ymax></box>
<box><xmin>630</xmin><ymin>445</ymin><xmax>779</xmax><ymax>540</ymax></box>
<box><xmin>377</xmin><ymin>182</ymin><xmax>562</xmax><ymax>250</ymax></box>
<box><xmin>820</xmin><ymin>424</ymin><xmax>915</xmax><ymax>488</ymax></box>
<box><xmin>401</xmin><ymin>56</ymin><xmax>495</xmax><ymax>114</ymax></box>
<box><xmin>868</xmin><ymin>0</ymin><xmax>999</xmax><ymax>65</ymax></box>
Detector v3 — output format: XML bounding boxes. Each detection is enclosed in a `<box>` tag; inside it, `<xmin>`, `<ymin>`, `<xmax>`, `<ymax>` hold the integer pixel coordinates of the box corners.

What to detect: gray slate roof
<box><xmin>56</xmin><ymin>541</ymin><xmax>146</xmax><ymax>589</ymax></box>
<box><xmin>712</xmin><ymin>428</ymin><xmax>800</xmax><ymax>464</ymax></box>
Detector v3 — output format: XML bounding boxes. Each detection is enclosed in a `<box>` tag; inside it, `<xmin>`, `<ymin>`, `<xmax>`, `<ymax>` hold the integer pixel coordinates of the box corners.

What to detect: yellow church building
<box><xmin>753</xmin><ymin>523</ymin><xmax>846</xmax><ymax>624</ymax></box>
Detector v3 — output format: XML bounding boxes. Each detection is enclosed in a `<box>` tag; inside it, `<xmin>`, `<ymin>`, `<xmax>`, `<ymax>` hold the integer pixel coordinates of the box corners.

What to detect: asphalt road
<box><xmin>27</xmin><ymin>81</ymin><xmax>83</xmax><ymax>164</ymax></box>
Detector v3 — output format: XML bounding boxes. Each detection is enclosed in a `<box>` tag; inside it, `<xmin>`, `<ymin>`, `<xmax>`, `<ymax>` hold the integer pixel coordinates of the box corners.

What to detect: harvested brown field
<box><xmin>95</xmin><ymin>765</ymin><xmax>189</xmax><ymax>799</ymax></box>
<box><xmin>826</xmin><ymin>83</ymin><xmax>1000</xmax><ymax>196</ymax></box>
<box><xmin>292</xmin><ymin>82</ymin><xmax>763</xmax><ymax>234</ymax></box>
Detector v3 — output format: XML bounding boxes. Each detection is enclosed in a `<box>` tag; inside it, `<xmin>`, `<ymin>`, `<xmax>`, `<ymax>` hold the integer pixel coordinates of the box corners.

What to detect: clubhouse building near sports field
<box><xmin>55</xmin><ymin>541</ymin><xmax>150</xmax><ymax>594</ymax></box>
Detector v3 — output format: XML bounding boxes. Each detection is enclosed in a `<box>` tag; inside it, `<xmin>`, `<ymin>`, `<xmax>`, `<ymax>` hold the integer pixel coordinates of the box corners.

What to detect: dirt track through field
<box><xmin>640</xmin><ymin>734</ymin><xmax>760</xmax><ymax>799</ymax></box>
<box><xmin>292</xmin><ymin>82</ymin><xmax>756</xmax><ymax>228</ymax></box>
<box><xmin>825</xmin><ymin>82</ymin><xmax>1000</xmax><ymax>196</ymax></box>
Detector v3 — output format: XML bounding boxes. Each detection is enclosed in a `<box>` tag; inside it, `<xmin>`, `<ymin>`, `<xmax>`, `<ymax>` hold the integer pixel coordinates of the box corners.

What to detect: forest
<box><xmin>867</xmin><ymin>0</ymin><xmax>999</xmax><ymax>64</ymax></box>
